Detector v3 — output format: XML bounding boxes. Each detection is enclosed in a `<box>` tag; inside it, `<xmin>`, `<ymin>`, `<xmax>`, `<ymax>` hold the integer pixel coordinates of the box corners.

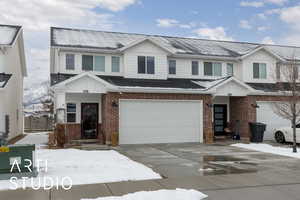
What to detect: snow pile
<box><xmin>0</xmin><ymin>149</ymin><xmax>161</xmax><ymax>190</ymax></box>
<box><xmin>82</xmin><ymin>189</ymin><xmax>207</xmax><ymax>200</ymax></box>
<box><xmin>231</xmin><ymin>143</ymin><xmax>300</xmax><ymax>159</ymax></box>
<box><xmin>16</xmin><ymin>132</ymin><xmax>49</xmax><ymax>149</ymax></box>
<box><xmin>0</xmin><ymin>26</ymin><xmax>17</xmax><ymax>45</ymax></box>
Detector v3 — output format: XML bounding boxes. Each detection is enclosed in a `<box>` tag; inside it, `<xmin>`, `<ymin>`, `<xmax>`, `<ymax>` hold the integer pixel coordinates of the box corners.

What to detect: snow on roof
<box><xmin>0</xmin><ymin>25</ymin><xmax>21</xmax><ymax>46</ymax></box>
<box><xmin>51</xmin><ymin>27</ymin><xmax>300</xmax><ymax>60</ymax></box>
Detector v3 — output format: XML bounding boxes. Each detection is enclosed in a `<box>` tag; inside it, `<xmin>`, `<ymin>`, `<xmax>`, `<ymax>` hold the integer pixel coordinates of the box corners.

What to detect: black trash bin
<box><xmin>249</xmin><ymin>122</ymin><xmax>266</xmax><ymax>142</ymax></box>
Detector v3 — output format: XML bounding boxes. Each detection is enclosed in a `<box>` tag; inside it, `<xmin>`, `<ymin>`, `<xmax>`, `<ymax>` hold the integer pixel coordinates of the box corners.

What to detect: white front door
<box><xmin>119</xmin><ymin>99</ymin><xmax>203</xmax><ymax>144</ymax></box>
<box><xmin>256</xmin><ymin>102</ymin><xmax>290</xmax><ymax>141</ymax></box>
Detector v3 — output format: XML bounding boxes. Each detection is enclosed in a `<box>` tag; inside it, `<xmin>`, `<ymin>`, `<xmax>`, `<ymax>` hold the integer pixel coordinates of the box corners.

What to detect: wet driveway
<box><xmin>116</xmin><ymin>143</ymin><xmax>300</xmax><ymax>178</ymax></box>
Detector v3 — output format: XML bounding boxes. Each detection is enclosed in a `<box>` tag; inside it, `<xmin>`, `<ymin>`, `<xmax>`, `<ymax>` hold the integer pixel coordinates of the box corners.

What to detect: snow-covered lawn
<box><xmin>82</xmin><ymin>189</ymin><xmax>207</xmax><ymax>200</ymax></box>
<box><xmin>231</xmin><ymin>143</ymin><xmax>300</xmax><ymax>159</ymax></box>
<box><xmin>0</xmin><ymin>149</ymin><xmax>161</xmax><ymax>190</ymax></box>
<box><xmin>16</xmin><ymin>132</ymin><xmax>49</xmax><ymax>149</ymax></box>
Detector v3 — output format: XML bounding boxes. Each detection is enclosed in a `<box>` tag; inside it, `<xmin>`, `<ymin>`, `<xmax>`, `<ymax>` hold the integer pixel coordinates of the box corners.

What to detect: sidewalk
<box><xmin>2</xmin><ymin>169</ymin><xmax>300</xmax><ymax>200</ymax></box>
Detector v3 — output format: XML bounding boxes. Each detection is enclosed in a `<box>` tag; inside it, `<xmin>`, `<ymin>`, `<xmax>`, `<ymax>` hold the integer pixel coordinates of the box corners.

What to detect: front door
<box><xmin>213</xmin><ymin>104</ymin><xmax>227</xmax><ymax>136</ymax></box>
<box><xmin>81</xmin><ymin>103</ymin><xmax>98</xmax><ymax>139</ymax></box>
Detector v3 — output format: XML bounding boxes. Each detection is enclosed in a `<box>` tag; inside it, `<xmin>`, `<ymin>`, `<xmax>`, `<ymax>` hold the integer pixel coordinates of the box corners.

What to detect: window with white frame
<box><xmin>66</xmin><ymin>103</ymin><xmax>76</xmax><ymax>123</ymax></box>
<box><xmin>138</xmin><ymin>56</ymin><xmax>155</xmax><ymax>74</ymax></box>
<box><xmin>169</xmin><ymin>60</ymin><xmax>176</xmax><ymax>74</ymax></box>
<box><xmin>253</xmin><ymin>63</ymin><xmax>267</xmax><ymax>79</ymax></box>
<box><xmin>192</xmin><ymin>61</ymin><xmax>199</xmax><ymax>75</ymax></box>
<box><xmin>112</xmin><ymin>56</ymin><xmax>120</xmax><ymax>72</ymax></box>
<box><xmin>204</xmin><ymin>62</ymin><xmax>222</xmax><ymax>76</ymax></box>
<box><xmin>82</xmin><ymin>55</ymin><xmax>93</xmax><ymax>71</ymax></box>
<box><xmin>66</xmin><ymin>54</ymin><xmax>75</xmax><ymax>70</ymax></box>
<box><xmin>94</xmin><ymin>56</ymin><xmax>105</xmax><ymax>72</ymax></box>
<box><xmin>227</xmin><ymin>63</ymin><xmax>234</xmax><ymax>76</ymax></box>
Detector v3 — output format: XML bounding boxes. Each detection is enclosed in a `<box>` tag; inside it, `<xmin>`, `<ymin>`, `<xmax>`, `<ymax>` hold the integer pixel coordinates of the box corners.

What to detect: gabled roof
<box><xmin>0</xmin><ymin>24</ymin><xmax>22</xmax><ymax>46</ymax></box>
<box><xmin>239</xmin><ymin>46</ymin><xmax>285</xmax><ymax>61</ymax></box>
<box><xmin>51</xmin><ymin>27</ymin><xmax>300</xmax><ymax>60</ymax></box>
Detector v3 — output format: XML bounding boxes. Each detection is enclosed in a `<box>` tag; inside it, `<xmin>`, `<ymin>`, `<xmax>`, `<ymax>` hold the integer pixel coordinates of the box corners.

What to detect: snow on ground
<box><xmin>231</xmin><ymin>143</ymin><xmax>300</xmax><ymax>159</ymax></box>
<box><xmin>0</xmin><ymin>149</ymin><xmax>161</xmax><ymax>190</ymax></box>
<box><xmin>16</xmin><ymin>132</ymin><xmax>49</xmax><ymax>149</ymax></box>
<box><xmin>82</xmin><ymin>189</ymin><xmax>207</xmax><ymax>200</ymax></box>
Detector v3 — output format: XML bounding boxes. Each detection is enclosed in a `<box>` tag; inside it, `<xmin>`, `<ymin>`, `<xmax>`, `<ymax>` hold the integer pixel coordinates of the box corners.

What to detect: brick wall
<box><xmin>102</xmin><ymin>92</ymin><xmax>213</xmax><ymax>144</ymax></box>
<box><xmin>230</xmin><ymin>95</ymin><xmax>291</xmax><ymax>141</ymax></box>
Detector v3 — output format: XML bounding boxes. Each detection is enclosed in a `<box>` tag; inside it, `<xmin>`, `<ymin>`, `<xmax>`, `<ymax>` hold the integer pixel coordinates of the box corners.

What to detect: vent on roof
<box><xmin>116</xmin><ymin>42</ymin><xmax>124</xmax><ymax>48</ymax></box>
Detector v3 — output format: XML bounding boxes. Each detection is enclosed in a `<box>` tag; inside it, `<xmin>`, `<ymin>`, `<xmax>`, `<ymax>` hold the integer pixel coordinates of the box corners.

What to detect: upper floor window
<box><xmin>82</xmin><ymin>55</ymin><xmax>93</xmax><ymax>71</ymax></box>
<box><xmin>169</xmin><ymin>60</ymin><xmax>176</xmax><ymax>75</ymax></box>
<box><xmin>138</xmin><ymin>56</ymin><xmax>155</xmax><ymax>74</ymax></box>
<box><xmin>112</xmin><ymin>56</ymin><xmax>120</xmax><ymax>72</ymax></box>
<box><xmin>204</xmin><ymin>62</ymin><xmax>222</xmax><ymax>76</ymax></box>
<box><xmin>66</xmin><ymin>103</ymin><xmax>76</xmax><ymax>123</ymax></box>
<box><xmin>66</xmin><ymin>54</ymin><xmax>75</xmax><ymax>70</ymax></box>
<box><xmin>192</xmin><ymin>61</ymin><xmax>199</xmax><ymax>75</ymax></box>
<box><xmin>253</xmin><ymin>63</ymin><xmax>267</xmax><ymax>79</ymax></box>
<box><xmin>94</xmin><ymin>56</ymin><xmax>105</xmax><ymax>72</ymax></box>
<box><xmin>227</xmin><ymin>63</ymin><xmax>234</xmax><ymax>76</ymax></box>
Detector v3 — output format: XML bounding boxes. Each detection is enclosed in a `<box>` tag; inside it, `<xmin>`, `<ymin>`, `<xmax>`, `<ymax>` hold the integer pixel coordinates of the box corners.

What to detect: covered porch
<box><xmin>52</xmin><ymin>73</ymin><xmax>117</xmax><ymax>144</ymax></box>
<box><xmin>209</xmin><ymin>77</ymin><xmax>257</xmax><ymax>141</ymax></box>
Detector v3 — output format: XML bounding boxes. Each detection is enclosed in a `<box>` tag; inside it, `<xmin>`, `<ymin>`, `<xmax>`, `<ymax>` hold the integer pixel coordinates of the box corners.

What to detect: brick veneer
<box><xmin>230</xmin><ymin>95</ymin><xmax>291</xmax><ymax>141</ymax></box>
<box><xmin>58</xmin><ymin>123</ymin><xmax>104</xmax><ymax>143</ymax></box>
<box><xmin>101</xmin><ymin>92</ymin><xmax>213</xmax><ymax>144</ymax></box>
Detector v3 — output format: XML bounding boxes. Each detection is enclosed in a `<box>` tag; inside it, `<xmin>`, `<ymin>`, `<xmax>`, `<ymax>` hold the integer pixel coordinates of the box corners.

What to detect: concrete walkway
<box><xmin>2</xmin><ymin>170</ymin><xmax>300</xmax><ymax>200</ymax></box>
<box><xmin>2</xmin><ymin>143</ymin><xmax>300</xmax><ymax>199</ymax></box>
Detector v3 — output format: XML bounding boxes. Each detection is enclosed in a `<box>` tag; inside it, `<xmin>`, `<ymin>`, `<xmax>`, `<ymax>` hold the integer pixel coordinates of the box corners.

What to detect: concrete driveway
<box><xmin>116</xmin><ymin>143</ymin><xmax>300</xmax><ymax>178</ymax></box>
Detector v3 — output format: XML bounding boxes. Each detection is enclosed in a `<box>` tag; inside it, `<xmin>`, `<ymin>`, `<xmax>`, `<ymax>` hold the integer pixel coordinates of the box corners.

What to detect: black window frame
<box><xmin>66</xmin><ymin>54</ymin><xmax>75</xmax><ymax>70</ymax></box>
<box><xmin>192</xmin><ymin>61</ymin><xmax>199</xmax><ymax>75</ymax></box>
<box><xmin>138</xmin><ymin>56</ymin><xmax>155</xmax><ymax>74</ymax></box>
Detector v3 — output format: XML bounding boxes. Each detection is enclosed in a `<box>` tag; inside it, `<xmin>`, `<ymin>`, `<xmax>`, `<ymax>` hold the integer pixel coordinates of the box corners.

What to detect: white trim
<box><xmin>51</xmin><ymin>72</ymin><xmax>118</xmax><ymax>91</ymax></box>
<box><xmin>118</xmin><ymin>38</ymin><xmax>174</xmax><ymax>54</ymax></box>
<box><xmin>118</xmin><ymin>86</ymin><xmax>211</xmax><ymax>94</ymax></box>
<box><xmin>118</xmin><ymin>99</ymin><xmax>204</xmax><ymax>144</ymax></box>
<box><xmin>239</xmin><ymin>46</ymin><xmax>285</xmax><ymax>61</ymax></box>
<box><xmin>207</xmin><ymin>77</ymin><xmax>256</xmax><ymax>93</ymax></box>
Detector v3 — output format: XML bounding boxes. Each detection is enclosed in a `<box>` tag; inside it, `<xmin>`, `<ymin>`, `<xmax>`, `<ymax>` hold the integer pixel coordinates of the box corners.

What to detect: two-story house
<box><xmin>0</xmin><ymin>24</ymin><xmax>27</xmax><ymax>140</ymax></box>
<box><xmin>50</xmin><ymin>27</ymin><xmax>297</xmax><ymax>144</ymax></box>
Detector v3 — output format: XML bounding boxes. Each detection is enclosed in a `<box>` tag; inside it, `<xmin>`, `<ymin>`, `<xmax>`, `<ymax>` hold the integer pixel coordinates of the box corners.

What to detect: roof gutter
<box><xmin>54</xmin><ymin>46</ymin><xmax>123</xmax><ymax>55</ymax></box>
<box><xmin>116</xmin><ymin>86</ymin><xmax>212</xmax><ymax>94</ymax></box>
<box><xmin>171</xmin><ymin>54</ymin><xmax>239</xmax><ymax>61</ymax></box>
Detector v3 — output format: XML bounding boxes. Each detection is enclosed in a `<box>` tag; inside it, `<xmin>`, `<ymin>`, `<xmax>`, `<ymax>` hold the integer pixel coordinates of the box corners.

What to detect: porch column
<box><xmin>55</xmin><ymin>92</ymin><xmax>66</xmax><ymax>123</ymax></box>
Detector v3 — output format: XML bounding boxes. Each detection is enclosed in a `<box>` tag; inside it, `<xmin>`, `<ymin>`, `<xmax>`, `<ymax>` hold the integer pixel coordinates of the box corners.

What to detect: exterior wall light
<box><xmin>112</xmin><ymin>101</ymin><xmax>118</xmax><ymax>108</ymax></box>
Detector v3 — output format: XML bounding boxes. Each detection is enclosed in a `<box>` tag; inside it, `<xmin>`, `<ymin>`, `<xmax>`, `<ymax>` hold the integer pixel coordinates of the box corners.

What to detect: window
<box><xmin>138</xmin><ymin>56</ymin><xmax>155</xmax><ymax>74</ymax></box>
<box><xmin>82</xmin><ymin>55</ymin><xmax>93</xmax><ymax>71</ymax></box>
<box><xmin>94</xmin><ymin>56</ymin><xmax>105</xmax><ymax>72</ymax></box>
<box><xmin>66</xmin><ymin>54</ymin><xmax>75</xmax><ymax>70</ymax></box>
<box><xmin>169</xmin><ymin>60</ymin><xmax>176</xmax><ymax>74</ymax></box>
<box><xmin>227</xmin><ymin>63</ymin><xmax>234</xmax><ymax>76</ymax></box>
<box><xmin>66</xmin><ymin>103</ymin><xmax>76</xmax><ymax>123</ymax></box>
<box><xmin>192</xmin><ymin>61</ymin><xmax>199</xmax><ymax>75</ymax></box>
<box><xmin>204</xmin><ymin>62</ymin><xmax>222</xmax><ymax>76</ymax></box>
<box><xmin>253</xmin><ymin>63</ymin><xmax>267</xmax><ymax>79</ymax></box>
<box><xmin>112</xmin><ymin>56</ymin><xmax>120</xmax><ymax>72</ymax></box>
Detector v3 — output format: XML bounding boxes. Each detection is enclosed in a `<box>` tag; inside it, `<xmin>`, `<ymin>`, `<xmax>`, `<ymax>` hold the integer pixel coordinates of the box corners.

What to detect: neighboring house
<box><xmin>50</xmin><ymin>27</ymin><xmax>296</xmax><ymax>144</ymax></box>
<box><xmin>0</xmin><ymin>24</ymin><xmax>27</xmax><ymax>140</ymax></box>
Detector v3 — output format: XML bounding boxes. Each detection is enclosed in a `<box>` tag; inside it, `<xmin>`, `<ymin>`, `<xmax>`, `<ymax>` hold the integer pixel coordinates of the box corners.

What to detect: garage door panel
<box><xmin>257</xmin><ymin>102</ymin><xmax>290</xmax><ymax>141</ymax></box>
<box><xmin>119</xmin><ymin>100</ymin><xmax>203</xmax><ymax>144</ymax></box>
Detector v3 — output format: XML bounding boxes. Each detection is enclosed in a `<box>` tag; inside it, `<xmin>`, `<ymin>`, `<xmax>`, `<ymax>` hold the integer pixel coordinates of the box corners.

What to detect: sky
<box><xmin>1</xmin><ymin>0</ymin><xmax>300</xmax><ymax>100</ymax></box>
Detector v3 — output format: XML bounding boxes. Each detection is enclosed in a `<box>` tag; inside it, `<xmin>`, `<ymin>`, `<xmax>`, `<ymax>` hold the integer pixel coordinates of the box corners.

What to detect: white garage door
<box><xmin>257</xmin><ymin>102</ymin><xmax>290</xmax><ymax>141</ymax></box>
<box><xmin>119</xmin><ymin>100</ymin><xmax>203</xmax><ymax>144</ymax></box>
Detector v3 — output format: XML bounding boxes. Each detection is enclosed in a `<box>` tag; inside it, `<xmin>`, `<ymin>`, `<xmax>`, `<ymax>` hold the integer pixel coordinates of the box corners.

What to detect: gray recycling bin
<box><xmin>249</xmin><ymin>122</ymin><xmax>266</xmax><ymax>142</ymax></box>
